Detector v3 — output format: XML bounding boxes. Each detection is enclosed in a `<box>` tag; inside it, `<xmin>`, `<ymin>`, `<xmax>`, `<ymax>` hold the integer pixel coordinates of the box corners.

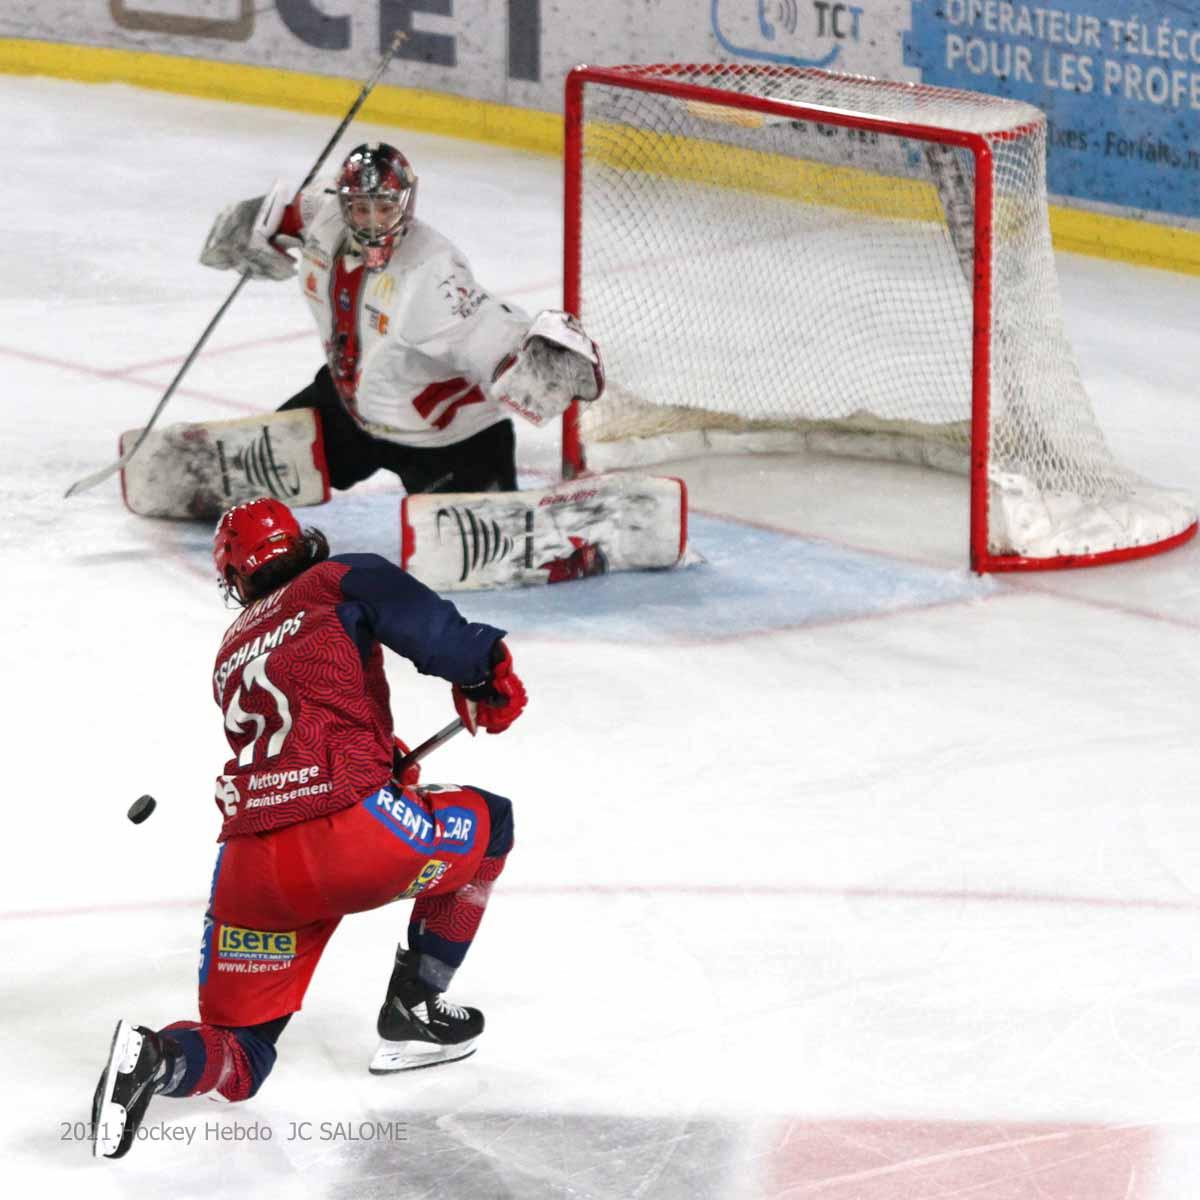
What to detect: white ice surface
<box><xmin>2</xmin><ymin>76</ymin><xmax>1200</xmax><ymax>1199</ymax></box>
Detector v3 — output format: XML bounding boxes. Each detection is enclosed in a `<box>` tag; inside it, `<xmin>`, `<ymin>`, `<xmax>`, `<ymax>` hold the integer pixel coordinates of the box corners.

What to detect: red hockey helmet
<box><xmin>336</xmin><ymin>142</ymin><xmax>417</xmax><ymax>270</ymax></box>
<box><xmin>213</xmin><ymin>497</ymin><xmax>302</xmax><ymax>601</ymax></box>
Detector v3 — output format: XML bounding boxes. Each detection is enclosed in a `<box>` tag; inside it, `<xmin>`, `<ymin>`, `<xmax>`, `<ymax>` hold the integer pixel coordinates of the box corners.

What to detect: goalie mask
<box><xmin>336</xmin><ymin>143</ymin><xmax>417</xmax><ymax>271</ymax></box>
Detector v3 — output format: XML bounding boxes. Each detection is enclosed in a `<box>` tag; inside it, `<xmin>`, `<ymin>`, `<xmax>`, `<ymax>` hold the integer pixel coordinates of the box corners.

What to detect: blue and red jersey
<box><xmin>211</xmin><ymin>553</ymin><xmax>503</xmax><ymax>840</ymax></box>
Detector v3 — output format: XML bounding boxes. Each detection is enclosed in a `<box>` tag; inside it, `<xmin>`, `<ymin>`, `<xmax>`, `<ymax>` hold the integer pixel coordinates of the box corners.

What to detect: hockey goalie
<box><xmin>123</xmin><ymin>141</ymin><xmax>685</xmax><ymax>587</ymax></box>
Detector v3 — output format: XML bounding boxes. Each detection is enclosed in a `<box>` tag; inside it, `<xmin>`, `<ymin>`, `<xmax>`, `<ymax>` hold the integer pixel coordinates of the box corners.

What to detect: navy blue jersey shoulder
<box><xmin>330</xmin><ymin>553</ymin><xmax>504</xmax><ymax>684</ymax></box>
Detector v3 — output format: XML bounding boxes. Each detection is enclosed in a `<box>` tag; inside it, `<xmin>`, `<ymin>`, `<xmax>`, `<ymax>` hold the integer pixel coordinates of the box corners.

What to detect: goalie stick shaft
<box><xmin>64</xmin><ymin>31</ymin><xmax>408</xmax><ymax>500</ymax></box>
<box><xmin>64</xmin><ymin>273</ymin><xmax>252</xmax><ymax>498</ymax></box>
<box><xmin>394</xmin><ymin>718</ymin><xmax>466</xmax><ymax>776</ymax></box>
<box><xmin>295</xmin><ymin>31</ymin><xmax>407</xmax><ymax>193</ymax></box>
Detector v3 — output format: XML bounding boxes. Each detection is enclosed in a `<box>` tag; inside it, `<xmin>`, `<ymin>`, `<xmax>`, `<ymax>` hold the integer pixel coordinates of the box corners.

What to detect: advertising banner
<box><xmin>2</xmin><ymin>1</ymin><xmax>1199</xmax><ymax>227</ymax></box>
<box><xmin>904</xmin><ymin>1</ymin><xmax>1200</xmax><ymax>221</ymax></box>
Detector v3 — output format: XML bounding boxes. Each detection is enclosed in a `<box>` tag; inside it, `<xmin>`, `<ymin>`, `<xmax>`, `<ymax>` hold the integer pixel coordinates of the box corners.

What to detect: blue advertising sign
<box><xmin>904</xmin><ymin>0</ymin><xmax>1200</xmax><ymax>220</ymax></box>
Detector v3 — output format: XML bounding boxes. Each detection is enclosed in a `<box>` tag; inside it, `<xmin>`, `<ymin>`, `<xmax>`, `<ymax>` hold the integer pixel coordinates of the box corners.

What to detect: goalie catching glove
<box><xmin>490</xmin><ymin>310</ymin><xmax>604</xmax><ymax>427</ymax></box>
<box><xmin>452</xmin><ymin>641</ymin><xmax>527</xmax><ymax>735</ymax></box>
<box><xmin>200</xmin><ymin>179</ymin><xmax>298</xmax><ymax>282</ymax></box>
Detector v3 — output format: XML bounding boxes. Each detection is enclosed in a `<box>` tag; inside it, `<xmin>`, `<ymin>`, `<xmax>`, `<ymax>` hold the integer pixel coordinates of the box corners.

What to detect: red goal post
<box><xmin>561</xmin><ymin>63</ymin><xmax>1197</xmax><ymax>572</ymax></box>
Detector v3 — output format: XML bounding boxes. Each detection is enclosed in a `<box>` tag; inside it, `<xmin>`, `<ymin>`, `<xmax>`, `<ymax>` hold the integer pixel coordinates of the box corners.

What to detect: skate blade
<box><xmin>93</xmin><ymin>1020</ymin><xmax>142</xmax><ymax>1159</ymax></box>
<box><xmin>368</xmin><ymin>1037</ymin><xmax>477</xmax><ymax>1075</ymax></box>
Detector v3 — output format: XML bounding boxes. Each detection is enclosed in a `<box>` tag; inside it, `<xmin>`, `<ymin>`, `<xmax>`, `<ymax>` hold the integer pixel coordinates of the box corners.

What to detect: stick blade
<box><xmin>64</xmin><ymin>458</ymin><xmax>125</xmax><ymax>498</ymax></box>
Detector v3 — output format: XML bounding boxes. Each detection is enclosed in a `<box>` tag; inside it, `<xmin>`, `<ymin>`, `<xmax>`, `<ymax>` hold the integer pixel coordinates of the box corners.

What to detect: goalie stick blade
<box><xmin>65</xmin><ymin>455</ymin><xmax>133</xmax><ymax>499</ymax></box>
<box><xmin>64</xmin><ymin>273</ymin><xmax>253</xmax><ymax>499</ymax></box>
<box><xmin>401</xmin><ymin>473</ymin><xmax>687</xmax><ymax>592</ymax></box>
<box><xmin>119</xmin><ymin>410</ymin><xmax>330</xmax><ymax>519</ymax></box>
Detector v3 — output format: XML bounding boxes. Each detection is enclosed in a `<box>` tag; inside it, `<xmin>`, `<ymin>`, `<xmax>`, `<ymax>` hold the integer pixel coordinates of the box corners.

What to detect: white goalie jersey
<box><xmin>293</xmin><ymin>187</ymin><xmax>531</xmax><ymax>449</ymax></box>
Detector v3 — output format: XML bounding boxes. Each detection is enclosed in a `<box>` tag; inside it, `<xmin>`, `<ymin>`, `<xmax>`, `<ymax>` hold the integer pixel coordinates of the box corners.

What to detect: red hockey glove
<box><xmin>452</xmin><ymin>641</ymin><xmax>527</xmax><ymax>735</ymax></box>
<box><xmin>392</xmin><ymin>736</ymin><xmax>422</xmax><ymax>788</ymax></box>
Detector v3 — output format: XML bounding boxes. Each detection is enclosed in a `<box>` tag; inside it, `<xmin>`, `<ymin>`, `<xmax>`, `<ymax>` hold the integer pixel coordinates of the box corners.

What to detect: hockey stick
<box><xmin>64</xmin><ymin>31</ymin><xmax>408</xmax><ymax>500</ymax></box>
<box><xmin>394</xmin><ymin>717</ymin><xmax>466</xmax><ymax>777</ymax></box>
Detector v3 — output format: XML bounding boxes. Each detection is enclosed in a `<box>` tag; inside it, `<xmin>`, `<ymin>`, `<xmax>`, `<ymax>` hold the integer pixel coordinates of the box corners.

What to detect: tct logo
<box><xmin>711</xmin><ymin>0</ymin><xmax>863</xmax><ymax>68</ymax></box>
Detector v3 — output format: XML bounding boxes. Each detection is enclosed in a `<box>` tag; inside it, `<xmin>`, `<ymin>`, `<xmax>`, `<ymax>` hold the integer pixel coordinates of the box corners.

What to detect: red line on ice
<box><xmin>0</xmin><ymin>343</ymin><xmax>258</xmax><ymax>414</ymax></box>
<box><xmin>3</xmin><ymin>880</ymin><xmax>1196</xmax><ymax>923</ymax></box>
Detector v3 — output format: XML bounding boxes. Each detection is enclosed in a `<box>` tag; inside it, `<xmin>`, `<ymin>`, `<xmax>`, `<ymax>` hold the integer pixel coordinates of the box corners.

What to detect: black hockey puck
<box><xmin>127</xmin><ymin>795</ymin><xmax>157</xmax><ymax>824</ymax></box>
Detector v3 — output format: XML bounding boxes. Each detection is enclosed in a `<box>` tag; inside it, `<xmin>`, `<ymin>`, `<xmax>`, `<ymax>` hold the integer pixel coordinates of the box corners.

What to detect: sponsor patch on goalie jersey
<box><xmin>439</xmin><ymin>274</ymin><xmax>485</xmax><ymax>319</ymax></box>
<box><xmin>397</xmin><ymin>859</ymin><xmax>449</xmax><ymax>899</ymax></box>
<box><xmin>366</xmin><ymin>304</ymin><xmax>389</xmax><ymax>335</ymax></box>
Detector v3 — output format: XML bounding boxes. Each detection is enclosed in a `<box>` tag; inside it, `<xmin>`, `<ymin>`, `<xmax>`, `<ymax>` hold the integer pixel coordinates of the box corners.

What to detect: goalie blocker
<box><xmin>402</xmin><ymin>473</ymin><xmax>687</xmax><ymax>590</ymax></box>
<box><xmin>199</xmin><ymin>180</ymin><xmax>298</xmax><ymax>282</ymax></box>
<box><xmin>120</xmin><ymin>410</ymin><xmax>329</xmax><ymax>519</ymax></box>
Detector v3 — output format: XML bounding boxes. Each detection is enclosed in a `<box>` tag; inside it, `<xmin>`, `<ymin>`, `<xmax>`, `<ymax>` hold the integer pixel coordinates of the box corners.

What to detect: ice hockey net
<box><xmin>561</xmin><ymin>64</ymin><xmax>1196</xmax><ymax>571</ymax></box>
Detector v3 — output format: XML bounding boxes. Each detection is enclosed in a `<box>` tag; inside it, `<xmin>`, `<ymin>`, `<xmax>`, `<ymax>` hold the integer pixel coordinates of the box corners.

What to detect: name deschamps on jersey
<box><xmin>213</xmin><ymin>611</ymin><xmax>306</xmax><ymax>694</ymax></box>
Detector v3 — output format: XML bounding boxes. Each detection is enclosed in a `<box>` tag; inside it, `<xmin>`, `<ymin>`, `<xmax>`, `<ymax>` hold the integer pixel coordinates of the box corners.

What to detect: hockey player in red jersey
<box><xmin>91</xmin><ymin>497</ymin><xmax>526</xmax><ymax>1160</ymax></box>
<box><xmin>199</xmin><ymin>142</ymin><xmax>603</xmax><ymax>497</ymax></box>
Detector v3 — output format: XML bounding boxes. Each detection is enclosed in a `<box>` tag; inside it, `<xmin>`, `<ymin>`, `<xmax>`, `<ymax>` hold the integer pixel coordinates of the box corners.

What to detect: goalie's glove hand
<box><xmin>452</xmin><ymin>641</ymin><xmax>527</xmax><ymax>736</ymax></box>
<box><xmin>392</xmin><ymin>735</ymin><xmax>422</xmax><ymax>788</ymax></box>
<box><xmin>543</xmin><ymin>310</ymin><xmax>604</xmax><ymax>402</ymax></box>
<box><xmin>490</xmin><ymin>310</ymin><xmax>605</xmax><ymax>427</ymax></box>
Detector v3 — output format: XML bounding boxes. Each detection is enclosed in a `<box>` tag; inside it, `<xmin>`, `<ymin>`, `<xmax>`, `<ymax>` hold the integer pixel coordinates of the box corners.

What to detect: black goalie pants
<box><xmin>279</xmin><ymin>366</ymin><xmax>517</xmax><ymax>495</ymax></box>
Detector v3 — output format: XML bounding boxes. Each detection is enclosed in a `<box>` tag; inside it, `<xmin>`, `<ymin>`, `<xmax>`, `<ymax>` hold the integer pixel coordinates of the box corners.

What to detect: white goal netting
<box><xmin>567</xmin><ymin>64</ymin><xmax>1195</xmax><ymax>569</ymax></box>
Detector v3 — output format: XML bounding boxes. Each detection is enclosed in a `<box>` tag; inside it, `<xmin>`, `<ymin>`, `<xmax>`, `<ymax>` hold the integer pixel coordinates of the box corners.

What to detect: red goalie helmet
<box><xmin>336</xmin><ymin>142</ymin><xmax>417</xmax><ymax>270</ymax></box>
<box><xmin>213</xmin><ymin>497</ymin><xmax>302</xmax><ymax>603</ymax></box>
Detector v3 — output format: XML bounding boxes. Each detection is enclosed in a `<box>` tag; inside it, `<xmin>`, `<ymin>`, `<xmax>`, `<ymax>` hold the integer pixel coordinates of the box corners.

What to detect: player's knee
<box><xmin>469</xmin><ymin>786</ymin><xmax>514</xmax><ymax>857</ymax></box>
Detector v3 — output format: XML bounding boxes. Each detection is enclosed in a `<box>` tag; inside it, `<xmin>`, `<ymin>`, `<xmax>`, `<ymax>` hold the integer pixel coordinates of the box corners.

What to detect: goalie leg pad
<box><xmin>401</xmin><ymin>473</ymin><xmax>687</xmax><ymax>591</ymax></box>
<box><xmin>120</xmin><ymin>409</ymin><xmax>330</xmax><ymax>519</ymax></box>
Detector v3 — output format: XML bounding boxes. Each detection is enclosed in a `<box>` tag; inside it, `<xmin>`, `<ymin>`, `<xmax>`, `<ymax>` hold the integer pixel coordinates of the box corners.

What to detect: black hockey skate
<box><xmin>91</xmin><ymin>1020</ymin><xmax>179</xmax><ymax>1159</ymax></box>
<box><xmin>370</xmin><ymin>947</ymin><xmax>484</xmax><ymax>1074</ymax></box>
